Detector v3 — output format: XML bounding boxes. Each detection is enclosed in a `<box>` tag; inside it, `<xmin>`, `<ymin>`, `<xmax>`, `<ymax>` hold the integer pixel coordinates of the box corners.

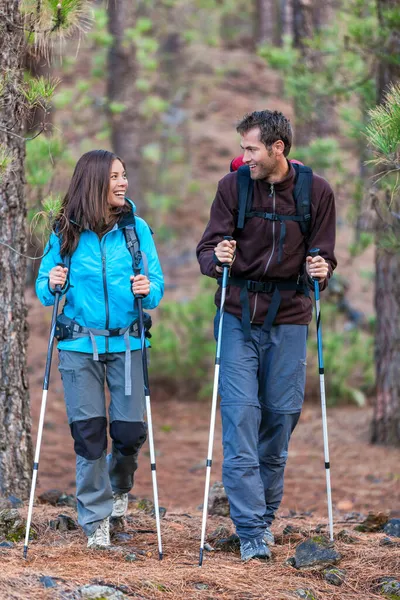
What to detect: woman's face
<box><xmin>108</xmin><ymin>159</ymin><xmax>128</xmax><ymax>207</ymax></box>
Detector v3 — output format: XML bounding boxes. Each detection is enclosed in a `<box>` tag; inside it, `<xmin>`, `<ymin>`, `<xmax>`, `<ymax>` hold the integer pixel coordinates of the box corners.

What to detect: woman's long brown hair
<box><xmin>54</xmin><ymin>149</ymin><xmax>130</xmax><ymax>257</ymax></box>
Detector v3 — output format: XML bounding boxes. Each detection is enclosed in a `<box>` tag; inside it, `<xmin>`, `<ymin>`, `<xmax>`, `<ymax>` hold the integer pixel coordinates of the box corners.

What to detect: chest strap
<box><xmin>227</xmin><ymin>276</ymin><xmax>309</xmax><ymax>341</ymax></box>
<box><xmin>243</xmin><ymin>212</ymin><xmax>310</xmax><ymax>263</ymax></box>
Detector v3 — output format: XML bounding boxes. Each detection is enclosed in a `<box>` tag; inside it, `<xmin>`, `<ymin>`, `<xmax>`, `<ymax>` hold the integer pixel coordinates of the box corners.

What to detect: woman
<box><xmin>36</xmin><ymin>150</ymin><xmax>164</xmax><ymax>548</ymax></box>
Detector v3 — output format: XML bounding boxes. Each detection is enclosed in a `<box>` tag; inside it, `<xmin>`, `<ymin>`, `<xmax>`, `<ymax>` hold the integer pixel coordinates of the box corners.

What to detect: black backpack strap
<box><xmin>292</xmin><ymin>163</ymin><xmax>313</xmax><ymax>236</ymax></box>
<box><xmin>236</xmin><ymin>165</ymin><xmax>254</xmax><ymax>229</ymax></box>
<box><xmin>123</xmin><ymin>221</ymin><xmax>142</xmax><ymax>274</ymax></box>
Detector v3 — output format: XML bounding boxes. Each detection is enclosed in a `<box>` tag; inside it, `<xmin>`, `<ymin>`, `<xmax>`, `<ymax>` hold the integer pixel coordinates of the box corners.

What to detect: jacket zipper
<box><xmin>251</xmin><ymin>183</ymin><xmax>276</xmax><ymax>323</ymax></box>
<box><xmin>101</xmin><ymin>239</ymin><xmax>109</xmax><ymax>353</ymax></box>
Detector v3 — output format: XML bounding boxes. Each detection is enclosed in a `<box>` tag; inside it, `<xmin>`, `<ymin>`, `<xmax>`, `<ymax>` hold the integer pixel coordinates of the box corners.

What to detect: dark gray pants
<box><xmin>216</xmin><ymin>312</ymin><xmax>307</xmax><ymax>541</ymax></box>
<box><xmin>59</xmin><ymin>350</ymin><xmax>147</xmax><ymax>536</ymax></box>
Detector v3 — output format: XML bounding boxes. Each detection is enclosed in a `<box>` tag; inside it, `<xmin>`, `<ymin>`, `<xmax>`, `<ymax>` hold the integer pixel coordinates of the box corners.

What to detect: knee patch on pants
<box><xmin>70</xmin><ymin>417</ymin><xmax>107</xmax><ymax>460</ymax></box>
<box><xmin>110</xmin><ymin>420</ymin><xmax>147</xmax><ymax>456</ymax></box>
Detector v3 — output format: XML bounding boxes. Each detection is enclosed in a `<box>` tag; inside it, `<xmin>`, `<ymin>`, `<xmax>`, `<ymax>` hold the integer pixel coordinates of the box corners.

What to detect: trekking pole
<box><xmin>23</xmin><ymin>266</ymin><xmax>65</xmax><ymax>559</ymax></box>
<box><xmin>133</xmin><ymin>262</ymin><xmax>163</xmax><ymax>561</ymax></box>
<box><xmin>199</xmin><ymin>235</ymin><xmax>233</xmax><ymax>567</ymax></box>
<box><xmin>309</xmin><ymin>248</ymin><xmax>334</xmax><ymax>542</ymax></box>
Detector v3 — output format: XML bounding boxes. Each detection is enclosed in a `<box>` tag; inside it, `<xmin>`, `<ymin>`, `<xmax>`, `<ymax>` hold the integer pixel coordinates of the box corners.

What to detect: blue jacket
<box><xmin>36</xmin><ymin>201</ymin><xmax>164</xmax><ymax>354</ymax></box>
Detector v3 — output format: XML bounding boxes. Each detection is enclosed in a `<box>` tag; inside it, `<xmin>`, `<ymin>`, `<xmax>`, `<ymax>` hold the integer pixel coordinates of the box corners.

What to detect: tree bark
<box><xmin>0</xmin><ymin>0</ymin><xmax>33</xmax><ymax>497</ymax></box>
<box><xmin>292</xmin><ymin>0</ymin><xmax>338</xmax><ymax>147</ymax></box>
<box><xmin>371</xmin><ymin>0</ymin><xmax>400</xmax><ymax>445</ymax></box>
<box><xmin>107</xmin><ymin>0</ymin><xmax>141</xmax><ymax>207</ymax></box>
<box><xmin>372</xmin><ymin>246</ymin><xmax>400</xmax><ymax>445</ymax></box>
<box><xmin>255</xmin><ymin>0</ymin><xmax>286</xmax><ymax>46</ymax></box>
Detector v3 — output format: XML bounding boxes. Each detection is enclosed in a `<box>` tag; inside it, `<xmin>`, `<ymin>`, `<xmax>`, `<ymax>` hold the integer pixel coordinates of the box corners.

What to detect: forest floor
<box><xmin>0</xmin><ymin>293</ymin><xmax>398</xmax><ymax>599</ymax></box>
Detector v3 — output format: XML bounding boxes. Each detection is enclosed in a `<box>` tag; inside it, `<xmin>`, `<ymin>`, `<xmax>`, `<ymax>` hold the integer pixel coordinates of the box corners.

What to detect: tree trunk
<box><xmin>371</xmin><ymin>248</ymin><xmax>400</xmax><ymax>445</ymax></box>
<box><xmin>255</xmin><ymin>0</ymin><xmax>285</xmax><ymax>46</ymax></box>
<box><xmin>371</xmin><ymin>0</ymin><xmax>400</xmax><ymax>445</ymax></box>
<box><xmin>107</xmin><ymin>0</ymin><xmax>141</xmax><ymax>207</ymax></box>
<box><xmin>376</xmin><ymin>0</ymin><xmax>400</xmax><ymax>104</ymax></box>
<box><xmin>0</xmin><ymin>0</ymin><xmax>33</xmax><ymax>497</ymax></box>
<box><xmin>292</xmin><ymin>0</ymin><xmax>338</xmax><ymax>147</ymax></box>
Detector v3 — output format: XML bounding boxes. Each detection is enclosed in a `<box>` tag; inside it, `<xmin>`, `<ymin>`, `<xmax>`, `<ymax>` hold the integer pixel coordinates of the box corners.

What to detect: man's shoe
<box><xmin>240</xmin><ymin>537</ymin><xmax>272</xmax><ymax>562</ymax></box>
<box><xmin>111</xmin><ymin>492</ymin><xmax>129</xmax><ymax>518</ymax></box>
<box><xmin>87</xmin><ymin>517</ymin><xmax>110</xmax><ymax>548</ymax></box>
<box><xmin>263</xmin><ymin>526</ymin><xmax>275</xmax><ymax>546</ymax></box>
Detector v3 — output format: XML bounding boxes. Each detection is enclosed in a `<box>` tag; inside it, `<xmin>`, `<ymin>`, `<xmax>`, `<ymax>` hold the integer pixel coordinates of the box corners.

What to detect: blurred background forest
<box><xmin>0</xmin><ymin>0</ymin><xmax>399</xmax><ymax>499</ymax></box>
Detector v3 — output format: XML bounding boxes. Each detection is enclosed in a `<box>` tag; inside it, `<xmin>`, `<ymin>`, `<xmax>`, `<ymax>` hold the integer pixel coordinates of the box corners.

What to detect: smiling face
<box><xmin>240</xmin><ymin>126</ymin><xmax>285</xmax><ymax>181</ymax></box>
<box><xmin>108</xmin><ymin>159</ymin><xmax>128</xmax><ymax>207</ymax></box>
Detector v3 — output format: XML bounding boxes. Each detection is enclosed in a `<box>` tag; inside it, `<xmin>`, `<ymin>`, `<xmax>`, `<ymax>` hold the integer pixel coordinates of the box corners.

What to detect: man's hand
<box><xmin>306</xmin><ymin>255</ymin><xmax>329</xmax><ymax>282</ymax></box>
<box><xmin>49</xmin><ymin>265</ymin><xmax>68</xmax><ymax>290</ymax></box>
<box><xmin>131</xmin><ymin>274</ymin><xmax>150</xmax><ymax>296</ymax></box>
<box><xmin>214</xmin><ymin>238</ymin><xmax>236</xmax><ymax>273</ymax></box>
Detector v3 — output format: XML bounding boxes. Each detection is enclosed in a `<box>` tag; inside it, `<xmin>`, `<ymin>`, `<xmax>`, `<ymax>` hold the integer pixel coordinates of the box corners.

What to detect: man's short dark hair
<box><xmin>236</xmin><ymin>110</ymin><xmax>292</xmax><ymax>157</ymax></box>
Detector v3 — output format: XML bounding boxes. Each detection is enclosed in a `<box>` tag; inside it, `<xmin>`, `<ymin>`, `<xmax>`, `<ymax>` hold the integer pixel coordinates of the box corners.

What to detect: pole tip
<box><xmin>199</xmin><ymin>548</ymin><xmax>204</xmax><ymax>567</ymax></box>
<box><xmin>23</xmin><ymin>546</ymin><xmax>28</xmax><ymax>559</ymax></box>
<box><xmin>159</xmin><ymin>552</ymin><xmax>163</xmax><ymax>561</ymax></box>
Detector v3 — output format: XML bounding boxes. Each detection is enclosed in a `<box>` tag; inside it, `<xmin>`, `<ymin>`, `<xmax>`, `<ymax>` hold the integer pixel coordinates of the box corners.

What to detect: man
<box><xmin>196</xmin><ymin>110</ymin><xmax>336</xmax><ymax>562</ymax></box>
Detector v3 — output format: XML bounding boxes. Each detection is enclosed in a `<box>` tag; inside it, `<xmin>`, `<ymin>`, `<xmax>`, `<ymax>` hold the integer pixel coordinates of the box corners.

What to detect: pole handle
<box><xmin>221</xmin><ymin>235</ymin><xmax>234</xmax><ymax>268</ymax></box>
<box><xmin>133</xmin><ymin>276</ymin><xmax>144</xmax><ymax>299</ymax></box>
<box><xmin>308</xmin><ymin>248</ymin><xmax>321</xmax><ymax>284</ymax></box>
<box><xmin>54</xmin><ymin>262</ymin><xmax>66</xmax><ymax>295</ymax></box>
<box><xmin>309</xmin><ymin>247</ymin><xmax>320</xmax><ymax>258</ymax></box>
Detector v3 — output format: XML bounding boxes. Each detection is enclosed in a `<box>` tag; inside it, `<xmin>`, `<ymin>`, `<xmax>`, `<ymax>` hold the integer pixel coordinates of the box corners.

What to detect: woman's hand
<box><xmin>131</xmin><ymin>274</ymin><xmax>150</xmax><ymax>296</ymax></box>
<box><xmin>306</xmin><ymin>255</ymin><xmax>329</xmax><ymax>282</ymax></box>
<box><xmin>49</xmin><ymin>265</ymin><xmax>68</xmax><ymax>290</ymax></box>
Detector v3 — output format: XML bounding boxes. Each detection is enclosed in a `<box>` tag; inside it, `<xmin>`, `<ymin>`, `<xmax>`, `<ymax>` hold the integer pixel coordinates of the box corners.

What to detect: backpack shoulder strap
<box><xmin>123</xmin><ymin>219</ymin><xmax>142</xmax><ymax>274</ymax></box>
<box><xmin>236</xmin><ymin>165</ymin><xmax>254</xmax><ymax>230</ymax></box>
<box><xmin>292</xmin><ymin>163</ymin><xmax>313</xmax><ymax>236</ymax></box>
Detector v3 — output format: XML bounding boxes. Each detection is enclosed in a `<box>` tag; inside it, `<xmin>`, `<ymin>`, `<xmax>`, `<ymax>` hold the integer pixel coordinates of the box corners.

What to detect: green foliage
<box><xmin>52</xmin><ymin>88</ymin><xmax>75</xmax><ymax>109</ymax></box>
<box><xmin>378</xmin><ymin>230</ymin><xmax>400</xmax><ymax>253</ymax></box>
<box><xmin>108</xmin><ymin>101</ymin><xmax>126</xmax><ymax>115</ymax></box>
<box><xmin>0</xmin><ymin>147</ymin><xmax>14</xmax><ymax>183</ymax></box>
<box><xmin>349</xmin><ymin>231</ymin><xmax>374</xmax><ymax>257</ymax></box>
<box><xmin>136</xmin><ymin>78</ymin><xmax>152</xmax><ymax>93</ymax></box>
<box><xmin>21</xmin><ymin>0</ymin><xmax>93</xmax><ymax>46</ymax></box>
<box><xmin>308</xmin><ymin>301</ymin><xmax>375</xmax><ymax>405</ymax></box>
<box><xmin>139</xmin><ymin>95</ymin><xmax>169</xmax><ymax>118</ymax></box>
<box><xmin>142</xmin><ymin>143</ymin><xmax>161</xmax><ymax>164</ymax></box>
<box><xmin>149</xmin><ymin>280</ymin><xmax>216</xmax><ymax>396</ymax></box>
<box><xmin>25</xmin><ymin>134</ymin><xmax>66</xmax><ymax>189</ymax></box>
<box><xmin>294</xmin><ymin>138</ymin><xmax>343</xmax><ymax>174</ymax></box>
<box><xmin>88</xmin><ymin>7</ymin><xmax>113</xmax><ymax>47</ymax></box>
<box><xmin>366</xmin><ymin>83</ymin><xmax>400</xmax><ymax>165</ymax></box>
<box><xmin>365</xmin><ymin>83</ymin><xmax>400</xmax><ymax>250</ymax></box>
<box><xmin>258</xmin><ymin>37</ymin><xmax>299</xmax><ymax>71</ymax></box>
<box><xmin>21</xmin><ymin>75</ymin><xmax>60</xmax><ymax>109</ymax></box>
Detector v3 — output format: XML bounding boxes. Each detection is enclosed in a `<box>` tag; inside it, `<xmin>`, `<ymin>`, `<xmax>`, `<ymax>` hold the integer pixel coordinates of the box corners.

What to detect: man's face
<box><xmin>240</xmin><ymin>127</ymin><xmax>280</xmax><ymax>180</ymax></box>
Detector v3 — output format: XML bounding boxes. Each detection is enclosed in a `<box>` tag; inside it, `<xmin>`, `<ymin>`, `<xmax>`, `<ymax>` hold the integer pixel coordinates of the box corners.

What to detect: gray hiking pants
<box><xmin>58</xmin><ymin>350</ymin><xmax>146</xmax><ymax>536</ymax></box>
<box><xmin>216</xmin><ymin>312</ymin><xmax>307</xmax><ymax>541</ymax></box>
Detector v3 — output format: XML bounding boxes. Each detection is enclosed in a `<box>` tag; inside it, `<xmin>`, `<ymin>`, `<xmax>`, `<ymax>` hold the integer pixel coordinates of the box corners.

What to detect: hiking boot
<box><xmin>240</xmin><ymin>537</ymin><xmax>272</xmax><ymax>562</ymax></box>
<box><xmin>111</xmin><ymin>492</ymin><xmax>129</xmax><ymax>518</ymax></box>
<box><xmin>87</xmin><ymin>517</ymin><xmax>110</xmax><ymax>548</ymax></box>
<box><xmin>263</xmin><ymin>526</ymin><xmax>275</xmax><ymax>546</ymax></box>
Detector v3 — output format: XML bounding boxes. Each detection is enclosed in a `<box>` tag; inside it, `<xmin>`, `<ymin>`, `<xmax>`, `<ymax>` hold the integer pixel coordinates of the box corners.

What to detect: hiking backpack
<box><xmin>230</xmin><ymin>155</ymin><xmax>313</xmax><ymax>241</ymax></box>
<box><xmin>224</xmin><ymin>156</ymin><xmax>314</xmax><ymax>339</ymax></box>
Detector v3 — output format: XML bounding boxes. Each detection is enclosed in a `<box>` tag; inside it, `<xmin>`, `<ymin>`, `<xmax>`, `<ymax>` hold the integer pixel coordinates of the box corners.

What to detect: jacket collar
<box><xmin>118</xmin><ymin>198</ymin><xmax>136</xmax><ymax>229</ymax></box>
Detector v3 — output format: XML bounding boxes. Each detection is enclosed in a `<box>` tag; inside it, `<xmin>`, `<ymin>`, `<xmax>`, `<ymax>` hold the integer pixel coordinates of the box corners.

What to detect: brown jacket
<box><xmin>196</xmin><ymin>161</ymin><xmax>337</xmax><ymax>326</ymax></box>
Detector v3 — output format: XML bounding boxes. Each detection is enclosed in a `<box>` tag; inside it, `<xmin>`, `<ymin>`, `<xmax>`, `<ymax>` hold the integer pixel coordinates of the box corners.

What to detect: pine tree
<box><xmin>0</xmin><ymin>0</ymin><xmax>91</xmax><ymax>497</ymax></box>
